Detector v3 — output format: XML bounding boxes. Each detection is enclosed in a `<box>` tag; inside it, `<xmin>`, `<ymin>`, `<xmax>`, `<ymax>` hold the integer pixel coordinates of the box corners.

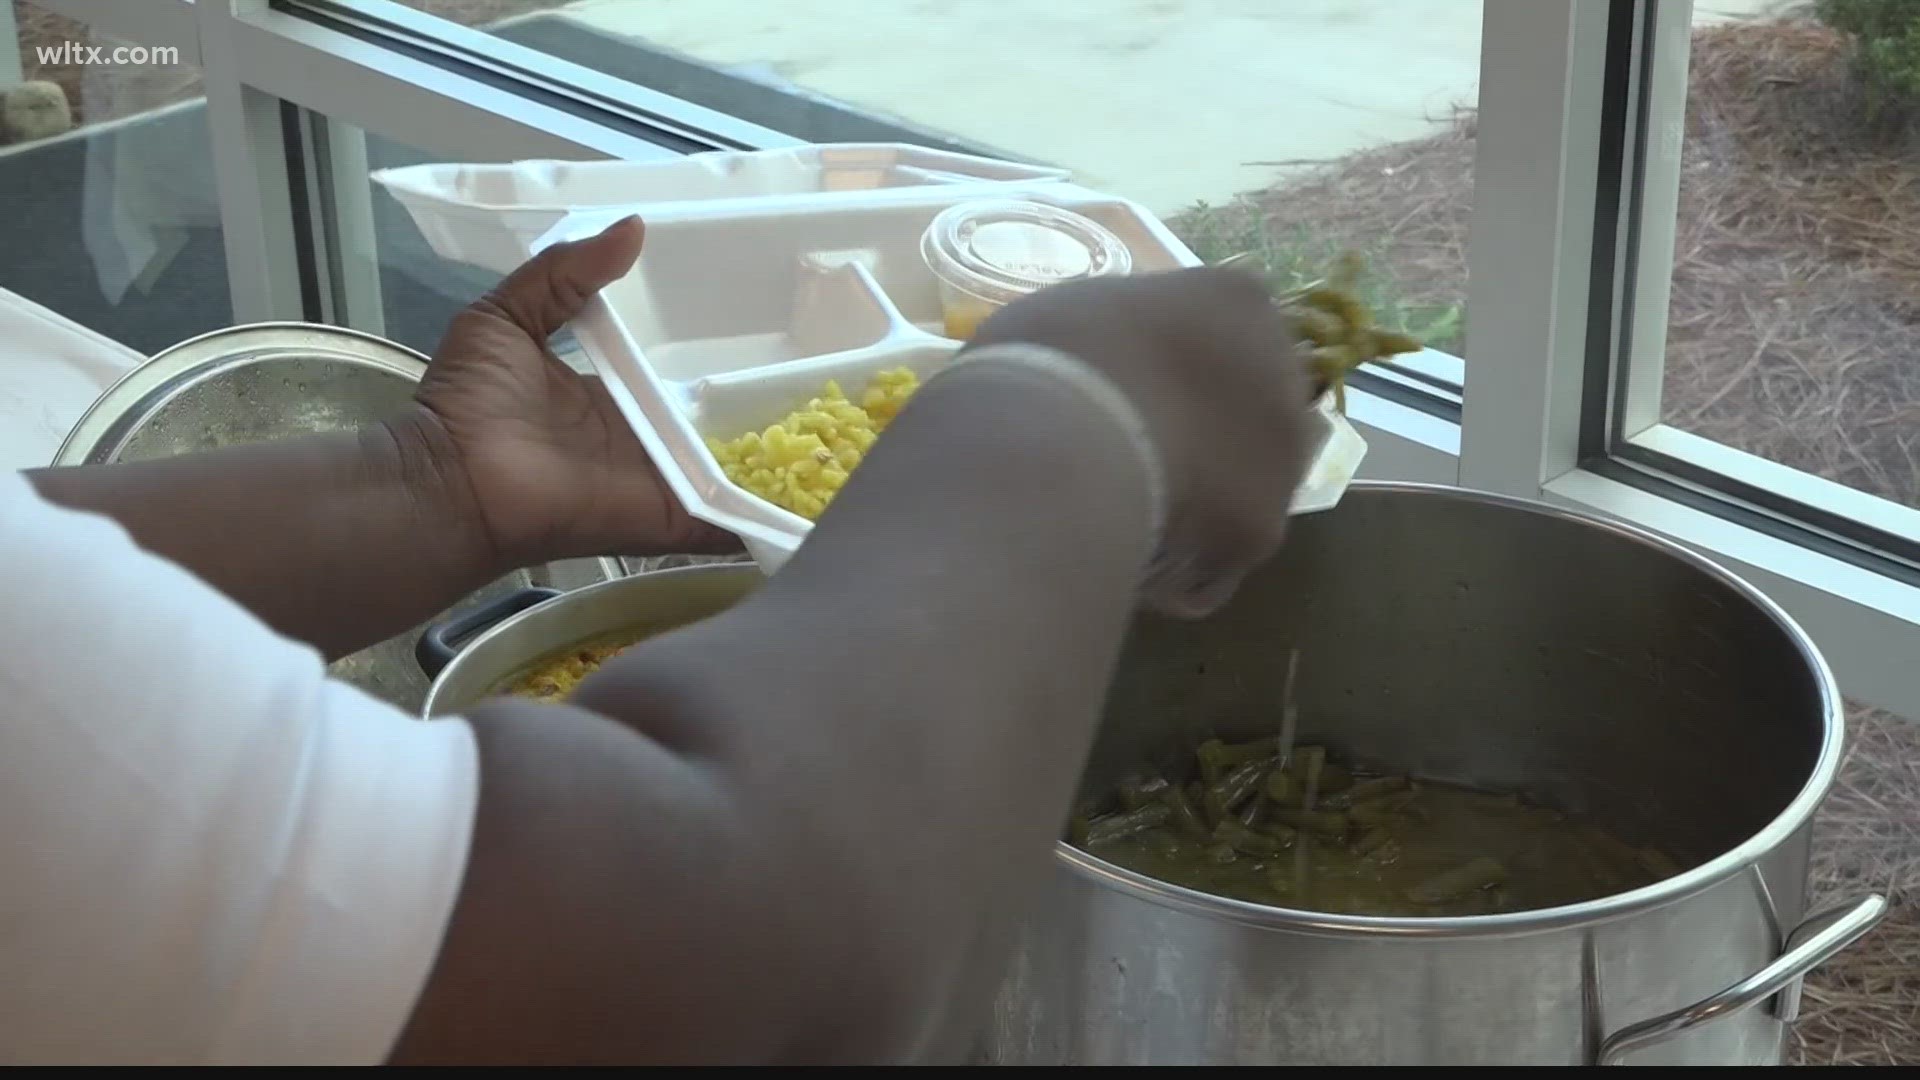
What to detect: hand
<box><xmin>964</xmin><ymin>267</ymin><xmax>1311</xmax><ymax>619</ymax></box>
<box><xmin>410</xmin><ymin>216</ymin><xmax>739</xmax><ymax>567</ymax></box>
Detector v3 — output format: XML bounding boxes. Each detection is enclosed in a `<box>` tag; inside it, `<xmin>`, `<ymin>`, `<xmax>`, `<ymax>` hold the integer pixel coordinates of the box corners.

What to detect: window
<box><xmin>274</xmin><ymin>109</ymin><xmax>508</xmax><ymax>355</ymax></box>
<box><xmin>1594</xmin><ymin>0</ymin><xmax>1920</xmax><ymax>577</ymax></box>
<box><xmin>366</xmin><ymin>0</ymin><xmax>1482</xmax><ymax>400</ymax></box>
<box><xmin>2</xmin><ymin>0</ymin><xmax>228</xmax><ymax>355</ymax></box>
<box><xmin>20</xmin><ymin>0</ymin><xmax>1918</xmax><ymax>725</ymax></box>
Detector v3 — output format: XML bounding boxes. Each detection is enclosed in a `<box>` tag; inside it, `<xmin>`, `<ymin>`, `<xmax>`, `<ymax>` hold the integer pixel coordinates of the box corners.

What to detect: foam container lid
<box><xmin>381</xmin><ymin>144</ymin><xmax>1367</xmax><ymax>575</ymax></box>
<box><xmin>373</xmin><ymin>143</ymin><xmax>1070</xmax><ymax>275</ymax></box>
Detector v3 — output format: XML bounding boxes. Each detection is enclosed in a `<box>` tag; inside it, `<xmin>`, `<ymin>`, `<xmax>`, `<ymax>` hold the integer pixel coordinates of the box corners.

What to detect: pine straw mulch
<box><xmin>1175</xmin><ymin>15</ymin><xmax>1920</xmax><ymax>1065</ymax></box>
<box><xmin>1177</xmin><ymin>17</ymin><xmax>1920</xmax><ymax>510</ymax></box>
<box><xmin>1795</xmin><ymin>707</ymin><xmax>1920</xmax><ymax>1065</ymax></box>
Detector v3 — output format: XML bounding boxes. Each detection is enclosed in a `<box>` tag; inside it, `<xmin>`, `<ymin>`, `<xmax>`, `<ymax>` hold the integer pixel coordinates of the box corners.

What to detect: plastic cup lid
<box><xmin>920</xmin><ymin>199</ymin><xmax>1132</xmax><ymax>304</ymax></box>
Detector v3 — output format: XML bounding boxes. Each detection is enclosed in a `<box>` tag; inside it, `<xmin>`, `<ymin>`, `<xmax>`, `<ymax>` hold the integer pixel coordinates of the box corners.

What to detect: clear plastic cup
<box><xmin>919</xmin><ymin>199</ymin><xmax>1133</xmax><ymax>340</ymax></box>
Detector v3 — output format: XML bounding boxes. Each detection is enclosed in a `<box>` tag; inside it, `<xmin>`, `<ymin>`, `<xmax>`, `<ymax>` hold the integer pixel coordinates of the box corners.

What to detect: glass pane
<box><xmin>284</xmin><ymin>107</ymin><xmax>583</xmax><ymax>361</ymax></box>
<box><xmin>381</xmin><ymin>0</ymin><xmax>1481</xmax><ymax>365</ymax></box>
<box><xmin>1656</xmin><ymin>4</ymin><xmax>1920</xmax><ymax>506</ymax></box>
<box><xmin>2</xmin><ymin>1</ymin><xmax>230</xmax><ymax>356</ymax></box>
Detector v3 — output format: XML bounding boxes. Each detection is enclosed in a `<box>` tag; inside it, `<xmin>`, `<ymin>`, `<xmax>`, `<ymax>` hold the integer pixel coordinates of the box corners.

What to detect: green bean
<box><xmin>1264</xmin><ymin>770</ymin><xmax>1300</xmax><ymax>806</ymax></box>
<box><xmin>1203</xmin><ymin>759</ymin><xmax>1270</xmax><ymax>826</ymax></box>
<box><xmin>1309</xmin><ymin>345</ymin><xmax>1360</xmax><ymax>390</ymax></box>
<box><xmin>1351</xmin><ymin>826</ymin><xmax>1398</xmax><ymax>858</ymax></box>
<box><xmin>1409</xmin><ymin>857</ymin><xmax>1508</xmax><ymax>904</ymax></box>
<box><xmin>1212</xmin><ymin>819</ymin><xmax>1289</xmax><ymax>858</ymax></box>
<box><xmin>1197</xmin><ymin>737</ymin><xmax>1278</xmax><ymax>772</ymax></box>
<box><xmin>1304</xmin><ymin>287</ymin><xmax>1371</xmax><ymax>333</ymax></box>
<box><xmin>1117</xmin><ymin>774</ymin><xmax>1171</xmax><ymax>810</ymax></box>
<box><xmin>1374</xmin><ymin>329</ymin><xmax>1422</xmax><ymax>357</ymax></box>
<box><xmin>1160</xmin><ymin>782</ymin><xmax>1210</xmax><ymax>839</ymax></box>
<box><xmin>1270</xmin><ymin>809</ymin><xmax>1351</xmax><ymax>838</ymax></box>
<box><xmin>1083</xmin><ymin>803</ymin><xmax>1172</xmax><ymax>846</ymax></box>
<box><xmin>1294</xmin><ymin>307</ymin><xmax>1344</xmax><ymax>346</ymax></box>
<box><xmin>1636</xmin><ymin>846</ymin><xmax>1682</xmax><ymax>880</ymax></box>
<box><xmin>1446</xmin><ymin>885</ymin><xmax>1509</xmax><ymax>916</ymax></box>
<box><xmin>1348</xmin><ymin>801</ymin><xmax>1414</xmax><ymax>830</ymax></box>
<box><xmin>1360</xmin><ymin>836</ymin><xmax>1402</xmax><ymax>865</ymax></box>
<box><xmin>1330</xmin><ymin>774</ymin><xmax>1408</xmax><ymax>807</ymax></box>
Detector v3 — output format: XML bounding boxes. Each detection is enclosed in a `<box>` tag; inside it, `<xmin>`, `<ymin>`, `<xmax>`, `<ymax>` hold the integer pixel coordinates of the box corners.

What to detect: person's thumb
<box><xmin>483</xmin><ymin>215</ymin><xmax>644</xmax><ymax>339</ymax></box>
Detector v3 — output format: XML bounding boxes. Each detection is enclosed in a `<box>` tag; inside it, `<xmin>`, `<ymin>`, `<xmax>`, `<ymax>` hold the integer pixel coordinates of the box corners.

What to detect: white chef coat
<box><xmin>0</xmin><ymin>468</ymin><xmax>477</xmax><ymax>1065</ymax></box>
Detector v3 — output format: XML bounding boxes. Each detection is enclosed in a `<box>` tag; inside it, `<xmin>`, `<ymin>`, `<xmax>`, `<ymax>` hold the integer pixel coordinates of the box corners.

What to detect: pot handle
<box><xmin>1594</xmin><ymin>893</ymin><xmax>1887</xmax><ymax>1065</ymax></box>
<box><xmin>415</xmin><ymin>587</ymin><xmax>564</xmax><ymax>678</ymax></box>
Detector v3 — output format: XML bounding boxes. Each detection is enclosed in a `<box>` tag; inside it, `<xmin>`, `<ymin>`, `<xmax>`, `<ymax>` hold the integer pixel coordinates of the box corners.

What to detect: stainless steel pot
<box><xmin>413</xmin><ymin>484</ymin><xmax>1882</xmax><ymax>1066</ymax></box>
<box><xmin>975</xmin><ymin>483</ymin><xmax>1881</xmax><ymax>1066</ymax></box>
<box><xmin>51</xmin><ymin>322</ymin><xmax>622</xmax><ymax>710</ymax></box>
<box><xmin>417</xmin><ymin>564</ymin><xmax>761</xmax><ymax>716</ymax></box>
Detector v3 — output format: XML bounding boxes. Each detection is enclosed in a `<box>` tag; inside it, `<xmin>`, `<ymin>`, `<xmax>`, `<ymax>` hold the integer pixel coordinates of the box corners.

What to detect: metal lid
<box><xmin>919</xmin><ymin>199</ymin><xmax>1133</xmax><ymax>305</ymax></box>
<box><xmin>49</xmin><ymin>321</ymin><xmax>629</xmax><ymax>712</ymax></box>
<box><xmin>52</xmin><ymin>322</ymin><xmax>430</xmax><ymax>466</ymax></box>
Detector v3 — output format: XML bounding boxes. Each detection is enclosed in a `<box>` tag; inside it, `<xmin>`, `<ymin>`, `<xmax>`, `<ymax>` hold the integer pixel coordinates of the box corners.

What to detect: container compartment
<box><xmin>580</xmin><ymin>187</ymin><xmax>1197</xmax><ymax>345</ymax></box>
<box><xmin>690</xmin><ymin>340</ymin><xmax>959</xmax><ymax>443</ymax></box>
<box><xmin>593</xmin><ymin>242</ymin><xmax>899</xmax><ymax>381</ymax></box>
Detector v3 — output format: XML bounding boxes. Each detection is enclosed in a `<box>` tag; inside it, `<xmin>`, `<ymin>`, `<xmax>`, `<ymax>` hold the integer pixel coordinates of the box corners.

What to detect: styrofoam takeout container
<box><xmin>372</xmin><ymin>143</ymin><xmax>1071</xmax><ymax>276</ymax></box>
<box><xmin>528</xmin><ymin>189</ymin><xmax>1367</xmax><ymax>574</ymax></box>
<box><xmin>379</xmin><ymin>144</ymin><xmax>1367</xmax><ymax>575</ymax></box>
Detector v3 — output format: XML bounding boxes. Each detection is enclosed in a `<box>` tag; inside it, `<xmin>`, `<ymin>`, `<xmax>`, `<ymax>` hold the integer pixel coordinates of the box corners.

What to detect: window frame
<box><xmin>34</xmin><ymin>0</ymin><xmax>1920</xmax><ymax>718</ymax></box>
<box><xmin>1458</xmin><ymin>0</ymin><xmax>1920</xmax><ymax>716</ymax></box>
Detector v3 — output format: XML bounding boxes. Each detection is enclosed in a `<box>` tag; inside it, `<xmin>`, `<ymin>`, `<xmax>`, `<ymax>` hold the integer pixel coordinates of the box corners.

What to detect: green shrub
<box><xmin>1816</xmin><ymin>0</ymin><xmax>1920</xmax><ymax>113</ymax></box>
<box><xmin>1173</xmin><ymin>202</ymin><xmax>1465</xmax><ymax>355</ymax></box>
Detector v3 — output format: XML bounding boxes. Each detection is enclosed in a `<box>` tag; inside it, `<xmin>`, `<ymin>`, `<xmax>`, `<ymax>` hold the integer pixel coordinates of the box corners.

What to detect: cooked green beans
<box><xmin>1330</xmin><ymin>774</ymin><xmax>1408</xmax><ymax>807</ymax></box>
<box><xmin>1161</xmin><ymin>782</ymin><xmax>1209</xmax><ymax>839</ymax></box>
<box><xmin>1118</xmin><ymin>774</ymin><xmax>1171</xmax><ymax>810</ymax></box>
<box><xmin>1212</xmin><ymin>819</ymin><xmax>1291</xmax><ymax>858</ymax></box>
<box><xmin>1269</xmin><ymin>809</ymin><xmax>1351</xmax><ymax>838</ymax></box>
<box><xmin>1282</xmin><ymin>253</ymin><xmax>1425</xmax><ymax>413</ymax></box>
<box><xmin>1082</xmin><ymin>802</ymin><xmax>1173</xmax><ymax>846</ymax></box>
<box><xmin>1071</xmin><ymin>736</ymin><xmax>1686</xmax><ymax>917</ymax></box>
<box><xmin>1203</xmin><ymin>759</ymin><xmax>1271</xmax><ymax>825</ymax></box>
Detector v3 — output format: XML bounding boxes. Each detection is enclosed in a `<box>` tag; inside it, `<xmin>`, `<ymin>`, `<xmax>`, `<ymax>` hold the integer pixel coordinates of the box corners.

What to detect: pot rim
<box><xmin>1053</xmin><ymin>480</ymin><xmax>1844</xmax><ymax>940</ymax></box>
<box><xmin>418</xmin><ymin>562</ymin><xmax>762</xmax><ymax>717</ymax></box>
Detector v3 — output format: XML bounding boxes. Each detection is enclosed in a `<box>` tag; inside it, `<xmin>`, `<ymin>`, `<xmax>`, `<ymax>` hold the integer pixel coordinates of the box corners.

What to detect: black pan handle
<box><xmin>415</xmin><ymin>587</ymin><xmax>563</xmax><ymax>679</ymax></box>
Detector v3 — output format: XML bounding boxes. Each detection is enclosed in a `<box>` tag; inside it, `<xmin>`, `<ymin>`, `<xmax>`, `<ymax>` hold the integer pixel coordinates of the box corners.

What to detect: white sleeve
<box><xmin>0</xmin><ymin>470</ymin><xmax>479</xmax><ymax>1066</ymax></box>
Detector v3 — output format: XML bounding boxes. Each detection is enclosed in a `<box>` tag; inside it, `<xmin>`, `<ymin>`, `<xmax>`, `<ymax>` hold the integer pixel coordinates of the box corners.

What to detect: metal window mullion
<box><xmin>224</xmin><ymin>4</ymin><xmax>676</xmax><ymax>164</ymax></box>
<box><xmin>200</xmin><ymin>0</ymin><xmax>308</xmax><ymax>323</ymax></box>
<box><xmin>1617</xmin><ymin>0</ymin><xmax>1693</xmax><ymax>438</ymax></box>
<box><xmin>1458</xmin><ymin>0</ymin><xmax>1614</xmax><ymax>496</ymax></box>
<box><xmin>308</xmin><ymin>0</ymin><xmax>797</xmax><ymax>153</ymax></box>
<box><xmin>307</xmin><ymin>115</ymin><xmax>386</xmax><ymax>337</ymax></box>
<box><xmin>3</xmin><ymin>2</ymin><xmax>22</xmax><ymax>87</ymax></box>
